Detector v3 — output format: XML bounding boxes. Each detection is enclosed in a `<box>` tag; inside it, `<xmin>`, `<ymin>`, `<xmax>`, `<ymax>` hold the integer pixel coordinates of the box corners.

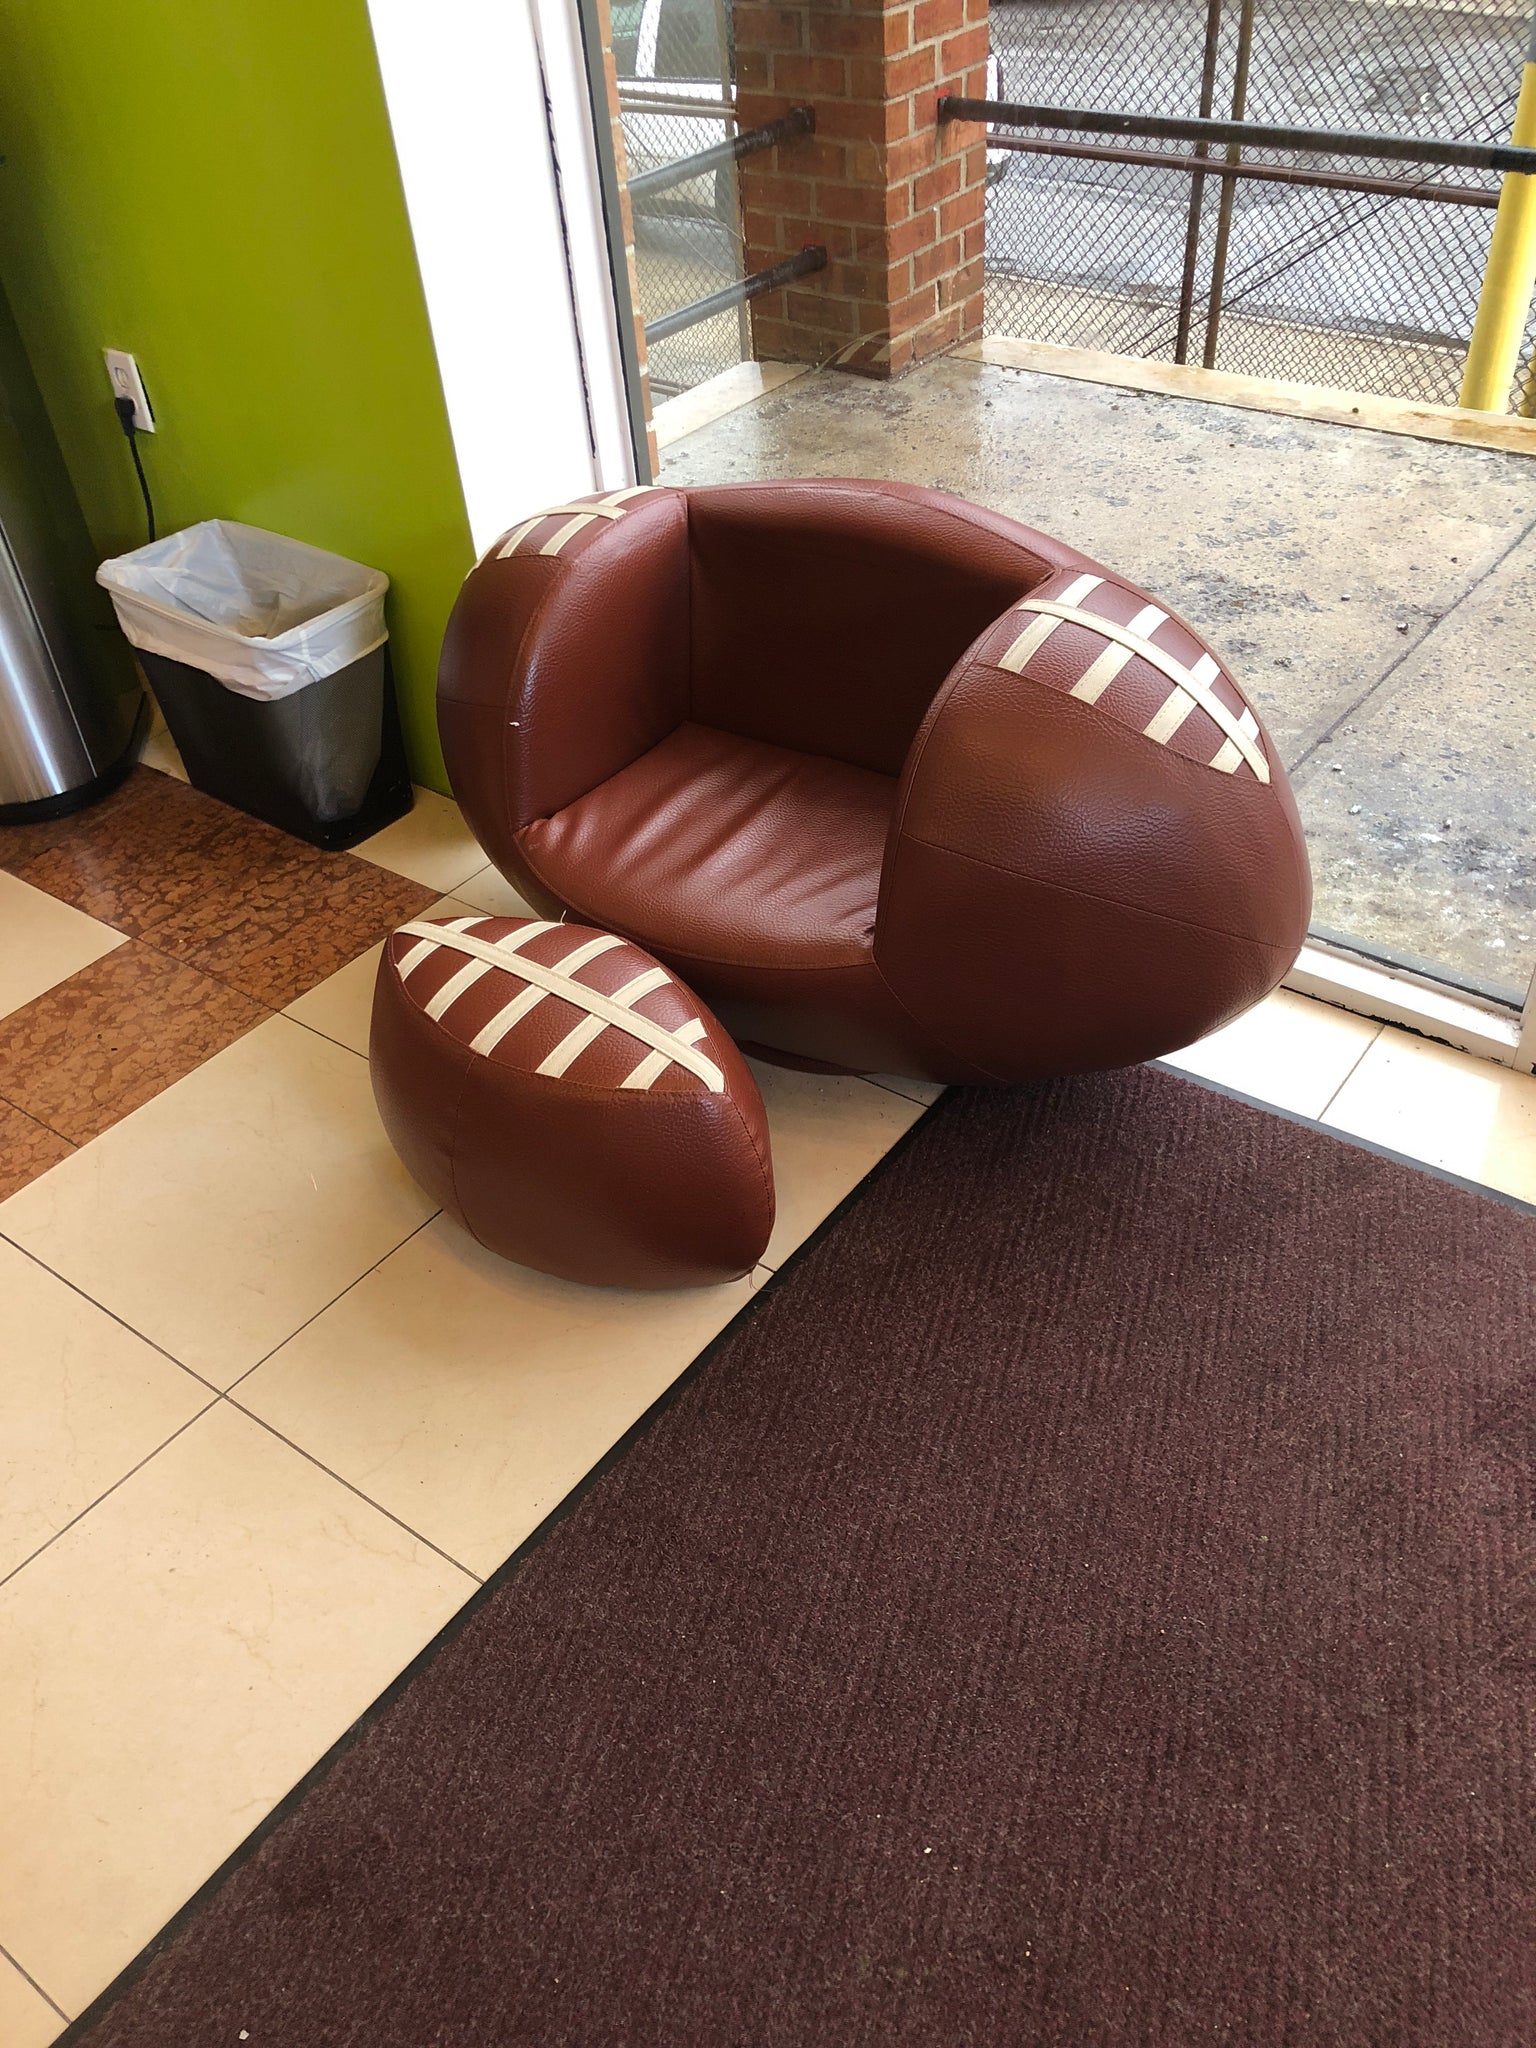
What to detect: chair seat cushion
<box><xmin>517</xmin><ymin>721</ymin><xmax>895</xmax><ymax>974</ymax></box>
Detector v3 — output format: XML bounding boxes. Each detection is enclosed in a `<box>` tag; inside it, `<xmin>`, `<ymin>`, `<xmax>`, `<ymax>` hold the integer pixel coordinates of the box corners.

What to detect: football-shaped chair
<box><xmin>438</xmin><ymin>480</ymin><xmax>1311</xmax><ymax>1084</ymax></box>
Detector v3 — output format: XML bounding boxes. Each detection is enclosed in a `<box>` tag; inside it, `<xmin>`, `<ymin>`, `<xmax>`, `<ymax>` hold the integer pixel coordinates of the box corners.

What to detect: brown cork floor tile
<box><xmin>0</xmin><ymin>944</ymin><xmax>268</xmax><ymax>1147</ymax></box>
<box><xmin>148</xmin><ymin>862</ymin><xmax>439</xmax><ymax>1009</ymax></box>
<box><xmin>0</xmin><ymin>1099</ymin><xmax>74</xmax><ymax>1201</ymax></box>
<box><xmin>0</xmin><ymin>809</ymin><xmax>83</xmax><ymax>875</ymax></box>
<box><xmin>14</xmin><ymin>770</ymin><xmax>437</xmax><ymax>1008</ymax></box>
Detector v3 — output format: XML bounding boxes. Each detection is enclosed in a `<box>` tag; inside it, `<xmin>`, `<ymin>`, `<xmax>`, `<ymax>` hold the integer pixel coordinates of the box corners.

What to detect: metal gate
<box><xmin>978</xmin><ymin>0</ymin><xmax>1536</xmax><ymax>407</ymax></box>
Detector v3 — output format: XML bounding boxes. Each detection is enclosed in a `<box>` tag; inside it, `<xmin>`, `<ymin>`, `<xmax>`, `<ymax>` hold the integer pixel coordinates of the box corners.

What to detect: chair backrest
<box><xmin>684</xmin><ymin>481</ymin><xmax>1073</xmax><ymax>778</ymax></box>
<box><xmin>438</xmin><ymin>481</ymin><xmax>1096</xmax><ymax>889</ymax></box>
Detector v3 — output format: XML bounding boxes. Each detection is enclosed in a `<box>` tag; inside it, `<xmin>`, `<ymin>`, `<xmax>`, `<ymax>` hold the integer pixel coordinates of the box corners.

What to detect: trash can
<box><xmin>97</xmin><ymin>520</ymin><xmax>412</xmax><ymax>850</ymax></box>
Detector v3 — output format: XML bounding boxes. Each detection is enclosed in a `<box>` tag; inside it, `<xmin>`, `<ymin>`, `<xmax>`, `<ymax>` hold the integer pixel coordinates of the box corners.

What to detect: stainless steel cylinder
<box><xmin>0</xmin><ymin>280</ymin><xmax>143</xmax><ymax>820</ymax></box>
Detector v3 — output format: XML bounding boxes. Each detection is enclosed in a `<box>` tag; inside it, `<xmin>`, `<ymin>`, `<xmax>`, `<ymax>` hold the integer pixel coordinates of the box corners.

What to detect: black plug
<box><xmin>113</xmin><ymin>392</ymin><xmax>157</xmax><ymax>542</ymax></box>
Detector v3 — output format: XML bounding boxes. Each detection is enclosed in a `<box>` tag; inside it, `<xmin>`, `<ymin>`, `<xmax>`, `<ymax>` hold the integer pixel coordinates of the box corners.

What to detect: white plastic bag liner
<box><xmin>97</xmin><ymin>520</ymin><xmax>389</xmax><ymax>701</ymax></box>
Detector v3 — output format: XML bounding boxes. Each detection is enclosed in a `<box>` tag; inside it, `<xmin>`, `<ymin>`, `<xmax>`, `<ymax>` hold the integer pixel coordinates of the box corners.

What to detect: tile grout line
<box><xmin>0</xmin><ymin>1233</ymin><xmax>225</xmax><ymax>1391</ymax></box>
<box><xmin>222</xmin><ymin>1400</ymin><xmax>484</xmax><ymax>1587</ymax></box>
<box><xmin>0</xmin><ymin>1202</ymin><xmax>450</xmax><ymax>1590</ymax></box>
<box><xmin>0</xmin><ymin>1398</ymin><xmax>221</xmax><ymax>1593</ymax></box>
<box><xmin>0</xmin><ymin>1941</ymin><xmax>70</xmax><ymax>2025</ymax></box>
<box><xmin>220</xmin><ymin>1210</ymin><xmax>444</xmax><ymax>1396</ymax></box>
<box><xmin>1314</xmin><ymin>1020</ymin><xmax>1387</xmax><ymax>1122</ymax></box>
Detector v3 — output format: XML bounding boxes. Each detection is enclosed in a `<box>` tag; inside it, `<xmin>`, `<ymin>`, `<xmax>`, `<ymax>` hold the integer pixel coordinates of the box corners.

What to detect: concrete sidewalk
<box><xmin>659</xmin><ymin>354</ymin><xmax>1536</xmax><ymax>996</ymax></box>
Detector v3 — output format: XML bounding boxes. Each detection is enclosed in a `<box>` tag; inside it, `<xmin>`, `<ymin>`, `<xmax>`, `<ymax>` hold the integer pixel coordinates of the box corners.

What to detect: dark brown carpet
<box><xmin>71</xmin><ymin>1068</ymin><xmax>1536</xmax><ymax>2048</ymax></box>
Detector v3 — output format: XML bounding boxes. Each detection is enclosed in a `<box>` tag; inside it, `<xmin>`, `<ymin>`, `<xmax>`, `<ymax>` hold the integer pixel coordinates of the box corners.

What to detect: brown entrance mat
<box><xmin>69</xmin><ymin>1069</ymin><xmax>1536</xmax><ymax>2047</ymax></box>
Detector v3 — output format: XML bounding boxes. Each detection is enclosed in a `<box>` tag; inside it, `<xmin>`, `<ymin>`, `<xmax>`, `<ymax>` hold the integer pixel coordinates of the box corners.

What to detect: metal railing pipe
<box><xmin>1202</xmin><ymin>0</ymin><xmax>1256</xmax><ymax>368</ymax></box>
<box><xmin>643</xmin><ymin>245</ymin><xmax>827</xmax><ymax>344</ymax></box>
<box><xmin>981</xmin><ymin>132</ymin><xmax>1501</xmax><ymax>206</ymax></box>
<box><xmin>628</xmin><ymin>105</ymin><xmax>815</xmax><ymax>204</ymax></box>
<box><xmin>937</xmin><ymin>98</ymin><xmax>1536</xmax><ymax>176</ymax></box>
<box><xmin>1174</xmin><ymin>0</ymin><xmax>1225</xmax><ymax>365</ymax></box>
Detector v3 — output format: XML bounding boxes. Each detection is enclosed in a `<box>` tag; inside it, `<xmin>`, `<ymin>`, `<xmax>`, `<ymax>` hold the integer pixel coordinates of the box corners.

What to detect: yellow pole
<box><xmin>1460</xmin><ymin>15</ymin><xmax>1536</xmax><ymax>413</ymax></box>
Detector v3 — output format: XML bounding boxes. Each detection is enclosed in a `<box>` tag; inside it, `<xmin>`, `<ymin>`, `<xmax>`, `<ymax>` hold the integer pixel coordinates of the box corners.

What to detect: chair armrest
<box><xmin>874</xmin><ymin>565</ymin><xmax>1312</xmax><ymax>1081</ymax></box>
<box><xmin>438</xmin><ymin>489</ymin><xmax>690</xmax><ymax>888</ymax></box>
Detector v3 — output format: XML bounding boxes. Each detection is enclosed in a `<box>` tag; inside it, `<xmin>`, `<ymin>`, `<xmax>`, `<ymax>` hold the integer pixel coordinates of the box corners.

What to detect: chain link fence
<box><xmin>615</xmin><ymin>0</ymin><xmax>749</xmax><ymax>397</ymax></box>
<box><xmin>621</xmin><ymin>100</ymin><xmax>749</xmax><ymax>395</ymax></box>
<box><xmin>986</xmin><ymin>0</ymin><xmax>1536</xmax><ymax>408</ymax></box>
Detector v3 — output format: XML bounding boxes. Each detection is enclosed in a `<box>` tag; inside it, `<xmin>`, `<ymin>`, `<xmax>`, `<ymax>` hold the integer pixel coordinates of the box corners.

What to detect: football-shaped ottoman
<box><xmin>370</xmin><ymin>913</ymin><xmax>774</xmax><ymax>1288</ymax></box>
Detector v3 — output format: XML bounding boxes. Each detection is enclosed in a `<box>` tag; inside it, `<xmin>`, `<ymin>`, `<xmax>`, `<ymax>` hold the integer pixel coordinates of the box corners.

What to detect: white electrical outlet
<box><xmin>103</xmin><ymin>349</ymin><xmax>155</xmax><ymax>432</ymax></box>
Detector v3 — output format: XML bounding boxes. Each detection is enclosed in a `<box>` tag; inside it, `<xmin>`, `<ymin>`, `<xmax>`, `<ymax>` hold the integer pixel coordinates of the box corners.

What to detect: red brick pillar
<box><xmin>733</xmin><ymin>0</ymin><xmax>988</xmax><ymax>377</ymax></box>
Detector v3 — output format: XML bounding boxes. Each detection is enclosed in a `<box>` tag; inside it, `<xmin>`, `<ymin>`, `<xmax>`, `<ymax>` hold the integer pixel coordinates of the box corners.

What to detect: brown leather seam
<box><xmin>886</xmin><ymin>649</ymin><xmax>970</xmax><ymax>855</ymax></box>
<box><xmin>896</xmin><ymin>831</ymin><xmax>1299</xmax><ymax>958</ymax></box>
<box><xmin>873</xmin><ymin>490</ymin><xmax>1055</xmax><ymax>589</ymax></box>
<box><xmin>869</xmin><ymin>957</ymin><xmax>1009</xmax><ymax>1084</ymax></box>
<box><xmin>698</xmin><ymin>478</ymin><xmax>1052</xmax><ymax>578</ymax></box>
<box><xmin>507</xmin><ymin>845</ymin><xmax>878</xmax><ymax>978</ymax></box>
<box><xmin>497</xmin><ymin>560</ymin><xmax>568</xmax><ymax>844</ymax></box>
<box><xmin>493</xmin><ymin>492</ymin><xmax>687</xmax><ymax>837</ymax></box>
<box><xmin>489</xmin><ymin>858</ymin><xmax>981</xmax><ymax>1084</ymax></box>
<box><xmin>716</xmin><ymin>1084</ymin><xmax>776</xmax><ymax>1240</ymax></box>
<box><xmin>394</xmin><ymin>959</ymin><xmax>480</xmax><ymax>1228</ymax></box>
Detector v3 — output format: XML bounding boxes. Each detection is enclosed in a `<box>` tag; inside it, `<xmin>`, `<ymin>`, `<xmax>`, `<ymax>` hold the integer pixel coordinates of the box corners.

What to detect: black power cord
<box><xmin>113</xmin><ymin>392</ymin><xmax>157</xmax><ymax>542</ymax></box>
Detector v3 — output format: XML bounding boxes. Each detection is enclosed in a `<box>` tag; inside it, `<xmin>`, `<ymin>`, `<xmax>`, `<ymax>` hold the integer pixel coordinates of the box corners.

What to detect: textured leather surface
<box><xmin>686</xmin><ymin>480</ymin><xmax>1085</xmax><ymax>776</ymax></box>
<box><xmin>519</xmin><ymin>721</ymin><xmax>894</xmax><ymax>970</ymax></box>
<box><xmin>370</xmin><ymin>914</ymin><xmax>774</xmax><ymax>1289</ymax></box>
<box><xmin>438</xmin><ymin>491</ymin><xmax>689</xmax><ymax>879</ymax></box>
<box><xmin>437</xmin><ymin>482</ymin><xmax>1312</xmax><ymax>1082</ymax></box>
<box><xmin>877</xmin><ymin>564</ymin><xmax>1312</xmax><ymax>1076</ymax></box>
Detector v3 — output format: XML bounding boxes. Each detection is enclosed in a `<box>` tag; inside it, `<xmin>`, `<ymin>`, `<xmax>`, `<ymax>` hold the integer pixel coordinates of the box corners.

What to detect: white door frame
<box><xmin>366</xmin><ymin>0</ymin><xmax>637</xmax><ymax>554</ymax></box>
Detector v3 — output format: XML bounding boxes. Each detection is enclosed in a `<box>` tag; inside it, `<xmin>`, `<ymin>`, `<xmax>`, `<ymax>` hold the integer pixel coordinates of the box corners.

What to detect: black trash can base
<box><xmin>139</xmin><ymin>645</ymin><xmax>413</xmax><ymax>851</ymax></box>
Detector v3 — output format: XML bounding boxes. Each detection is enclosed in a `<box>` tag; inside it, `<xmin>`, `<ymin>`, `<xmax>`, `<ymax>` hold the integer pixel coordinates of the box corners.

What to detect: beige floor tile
<box><xmin>284</xmin><ymin>894</ymin><xmax>472</xmax><ymax>1057</ymax></box>
<box><xmin>0</xmin><ymin>1016</ymin><xmax>435</xmax><ymax>1388</ymax></box>
<box><xmin>1322</xmin><ymin>1028</ymin><xmax>1536</xmax><ymax>1205</ymax></box>
<box><xmin>0</xmin><ymin>874</ymin><xmax>126</xmax><ymax>1023</ymax></box>
<box><xmin>0</xmin><ymin>1955</ymin><xmax>65</xmax><ymax>2046</ymax></box>
<box><xmin>749</xmin><ymin>1059</ymin><xmax>927</xmax><ymax>1268</ymax></box>
<box><xmin>137</xmin><ymin>720</ymin><xmax>187</xmax><ymax>782</ymax></box>
<box><xmin>240</xmin><ymin>1216</ymin><xmax>763</xmax><ymax>1576</ymax></box>
<box><xmin>352</xmin><ymin>788</ymin><xmax>487</xmax><ymax>893</ymax></box>
<box><xmin>453</xmin><ymin>863</ymin><xmax>539</xmax><ymax>919</ymax></box>
<box><xmin>1158</xmin><ymin>988</ymin><xmax>1381</xmax><ymax>1119</ymax></box>
<box><xmin>0</xmin><ymin>1402</ymin><xmax>471</xmax><ymax>2016</ymax></box>
<box><xmin>0</xmin><ymin>1240</ymin><xmax>211</xmax><ymax>1580</ymax></box>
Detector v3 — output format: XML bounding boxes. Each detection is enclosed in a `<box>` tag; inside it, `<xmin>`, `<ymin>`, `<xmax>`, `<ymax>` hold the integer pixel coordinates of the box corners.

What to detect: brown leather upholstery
<box><xmin>440</xmin><ymin>480</ymin><xmax>1312</xmax><ymax>1082</ymax></box>
<box><xmin>370</xmin><ymin>913</ymin><xmax>773</xmax><ymax>1288</ymax></box>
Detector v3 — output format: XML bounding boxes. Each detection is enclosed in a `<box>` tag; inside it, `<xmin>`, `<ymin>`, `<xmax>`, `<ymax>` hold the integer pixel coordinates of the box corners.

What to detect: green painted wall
<box><xmin>0</xmin><ymin>0</ymin><xmax>473</xmax><ymax>789</ymax></box>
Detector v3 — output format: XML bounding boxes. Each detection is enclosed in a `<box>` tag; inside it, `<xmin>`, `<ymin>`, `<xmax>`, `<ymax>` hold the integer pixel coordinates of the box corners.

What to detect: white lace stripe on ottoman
<box><xmin>466</xmin><ymin>934</ymin><xmax>625</xmax><ymax>1055</ymax></box>
<box><xmin>536</xmin><ymin>965</ymin><xmax>672</xmax><ymax>1079</ymax></box>
<box><xmin>622</xmin><ymin>1017</ymin><xmax>709</xmax><ymax>1093</ymax></box>
<box><xmin>396</xmin><ymin>915</ymin><xmax>499</xmax><ymax>980</ymax></box>
<box><xmin>392</xmin><ymin>923</ymin><xmax>725</xmax><ymax>1093</ymax></box>
<box><xmin>415</xmin><ymin>921</ymin><xmax>561</xmax><ymax>1024</ymax></box>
